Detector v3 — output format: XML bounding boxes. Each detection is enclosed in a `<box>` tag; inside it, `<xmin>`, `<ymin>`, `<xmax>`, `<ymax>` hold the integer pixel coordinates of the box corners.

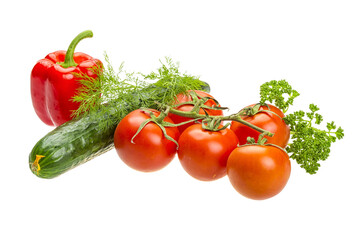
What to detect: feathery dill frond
<box><xmin>72</xmin><ymin>54</ymin><xmax>208</xmax><ymax>131</ymax></box>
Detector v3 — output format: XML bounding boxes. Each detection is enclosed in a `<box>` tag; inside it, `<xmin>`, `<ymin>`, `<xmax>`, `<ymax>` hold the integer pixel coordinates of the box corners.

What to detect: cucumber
<box><xmin>29</xmin><ymin>108</ymin><xmax>117</xmax><ymax>179</ymax></box>
<box><xmin>29</xmin><ymin>82</ymin><xmax>210</xmax><ymax>179</ymax></box>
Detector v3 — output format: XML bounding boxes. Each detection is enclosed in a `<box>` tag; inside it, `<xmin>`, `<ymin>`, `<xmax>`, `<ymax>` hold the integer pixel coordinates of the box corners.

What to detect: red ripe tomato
<box><xmin>168</xmin><ymin>90</ymin><xmax>223</xmax><ymax>133</ymax></box>
<box><xmin>230</xmin><ymin>104</ymin><xmax>290</xmax><ymax>148</ymax></box>
<box><xmin>114</xmin><ymin>109</ymin><xmax>180</xmax><ymax>172</ymax></box>
<box><xmin>227</xmin><ymin>145</ymin><xmax>291</xmax><ymax>200</ymax></box>
<box><xmin>177</xmin><ymin>124</ymin><xmax>239</xmax><ymax>181</ymax></box>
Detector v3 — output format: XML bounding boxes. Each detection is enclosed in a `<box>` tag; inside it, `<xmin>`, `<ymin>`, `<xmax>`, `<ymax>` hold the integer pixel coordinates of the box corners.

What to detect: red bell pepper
<box><xmin>31</xmin><ymin>30</ymin><xmax>102</xmax><ymax>126</ymax></box>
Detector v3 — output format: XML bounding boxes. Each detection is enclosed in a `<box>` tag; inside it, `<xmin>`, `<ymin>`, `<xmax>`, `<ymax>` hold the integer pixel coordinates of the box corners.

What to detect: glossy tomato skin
<box><xmin>178</xmin><ymin>124</ymin><xmax>239</xmax><ymax>181</ymax></box>
<box><xmin>227</xmin><ymin>145</ymin><xmax>291</xmax><ymax>200</ymax></box>
<box><xmin>168</xmin><ymin>90</ymin><xmax>223</xmax><ymax>133</ymax></box>
<box><xmin>230</xmin><ymin>104</ymin><xmax>290</xmax><ymax>148</ymax></box>
<box><xmin>114</xmin><ymin>109</ymin><xmax>180</xmax><ymax>172</ymax></box>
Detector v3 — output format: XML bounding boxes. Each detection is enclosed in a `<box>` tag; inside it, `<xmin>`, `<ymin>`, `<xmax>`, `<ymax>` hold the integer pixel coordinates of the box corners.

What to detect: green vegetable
<box><xmin>259</xmin><ymin>79</ymin><xmax>300</xmax><ymax>113</ymax></box>
<box><xmin>284</xmin><ymin>104</ymin><xmax>344</xmax><ymax>174</ymax></box>
<box><xmin>29</xmin><ymin>57</ymin><xmax>209</xmax><ymax>178</ymax></box>
<box><xmin>260</xmin><ymin>80</ymin><xmax>344</xmax><ymax>174</ymax></box>
<box><xmin>29</xmin><ymin>112</ymin><xmax>115</xmax><ymax>178</ymax></box>
<box><xmin>72</xmin><ymin>55</ymin><xmax>207</xmax><ymax>131</ymax></box>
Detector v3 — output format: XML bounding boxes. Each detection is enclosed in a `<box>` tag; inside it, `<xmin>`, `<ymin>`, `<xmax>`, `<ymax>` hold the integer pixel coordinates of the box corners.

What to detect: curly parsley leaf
<box><xmin>260</xmin><ymin>80</ymin><xmax>300</xmax><ymax>113</ymax></box>
<box><xmin>284</xmin><ymin>104</ymin><xmax>344</xmax><ymax>174</ymax></box>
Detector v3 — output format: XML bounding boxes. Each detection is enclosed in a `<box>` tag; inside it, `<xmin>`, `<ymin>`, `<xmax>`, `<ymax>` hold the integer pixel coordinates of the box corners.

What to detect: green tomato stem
<box><xmin>158</xmin><ymin>92</ymin><xmax>276</xmax><ymax>137</ymax></box>
<box><xmin>168</xmin><ymin>107</ymin><xmax>274</xmax><ymax>137</ymax></box>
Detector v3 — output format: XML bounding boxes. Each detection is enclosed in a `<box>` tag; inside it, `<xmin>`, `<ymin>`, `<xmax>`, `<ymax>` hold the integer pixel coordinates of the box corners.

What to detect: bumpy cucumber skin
<box><xmin>29</xmin><ymin>83</ymin><xmax>210</xmax><ymax>179</ymax></box>
<box><xmin>29</xmin><ymin>109</ymin><xmax>119</xmax><ymax>179</ymax></box>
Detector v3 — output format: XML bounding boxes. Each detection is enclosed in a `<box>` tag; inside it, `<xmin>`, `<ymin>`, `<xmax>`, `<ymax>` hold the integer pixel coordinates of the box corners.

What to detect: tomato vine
<box><xmin>152</xmin><ymin>80</ymin><xmax>344</xmax><ymax>174</ymax></box>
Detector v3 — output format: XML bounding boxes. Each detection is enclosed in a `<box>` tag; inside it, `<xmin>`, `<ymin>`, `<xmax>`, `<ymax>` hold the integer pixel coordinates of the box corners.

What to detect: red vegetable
<box><xmin>177</xmin><ymin>124</ymin><xmax>239</xmax><ymax>181</ymax></box>
<box><xmin>168</xmin><ymin>90</ymin><xmax>223</xmax><ymax>133</ymax></box>
<box><xmin>30</xmin><ymin>30</ymin><xmax>102</xmax><ymax>126</ymax></box>
<box><xmin>227</xmin><ymin>144</ymin><xmax>291</xmax><ymax>200</ymax></box>
<box><xmin>114</xmin><ymin>109</ymin><xmax>180</xmax><ymax>172</ymax></box>
<box><xmin>230</xmin><ymin>104</ymin><xmax>290</xmax><ymax>148</ymax></box>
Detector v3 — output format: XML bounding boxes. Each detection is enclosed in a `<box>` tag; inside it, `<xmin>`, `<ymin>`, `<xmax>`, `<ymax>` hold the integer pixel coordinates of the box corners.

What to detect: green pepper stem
<box><xmin>60</xmin><ymin>30</ymin><xmax>93</xmax><ymax>68</ymax></box>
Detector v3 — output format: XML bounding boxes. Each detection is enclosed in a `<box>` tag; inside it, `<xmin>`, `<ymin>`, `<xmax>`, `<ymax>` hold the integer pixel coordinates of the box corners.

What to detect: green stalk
<box><xmin>60</xmin><ymin>30</ymin><xmax>93</xmax><ymax>68</ymax></box>
<box><xmin>167</xmin><ymin>107</ymin><xmax>274</xmax><ymax>137</ymax></box>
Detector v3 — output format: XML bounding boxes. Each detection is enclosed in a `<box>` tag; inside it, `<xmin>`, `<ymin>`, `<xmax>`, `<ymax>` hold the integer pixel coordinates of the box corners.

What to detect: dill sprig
<box><xmin>72</xmin><ymin>54</ymin><xmax>147</xmax><ymax>118</ymax></box>
<box><xmin>260</xmin><ymin>80</ymin><xmax>344</xmax><ymax>174</ymax></box>
<box><xmin>145</xmin><ymin>57</ymin><xmax>209</xmax><ymax>105</ymax></box>
<box><xmin>72</xmin><ymin>54</ymin><xmax>208</xmax><ymax>131</ymax></box>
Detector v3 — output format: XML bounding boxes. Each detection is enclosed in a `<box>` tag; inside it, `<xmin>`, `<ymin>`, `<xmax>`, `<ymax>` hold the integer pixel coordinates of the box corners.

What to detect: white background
<box><xmin>1</xmin><ymin>0</ymin><xmax>359</xmax><ymax>239</ymax></box>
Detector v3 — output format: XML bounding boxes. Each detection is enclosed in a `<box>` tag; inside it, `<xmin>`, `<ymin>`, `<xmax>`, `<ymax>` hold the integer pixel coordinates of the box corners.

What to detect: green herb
<box><xmin>284</xmin><ymin>104</ymin><xmax>344</xmax><ymax>174</ymax></box>
<box><xmin>145</xmin><ymin>57</ymin><xmax>207</xmax><ymax>104</ymax></box>
<box><xmin>260</xmin><ymin>79</ymin><xmax>300</xmax><ymax>113</ymax></box>
<box><xmin>72</xmin><ymin>54</ymin><xmax>208</xmax><ymax>131</ymax></box>
<box><xmin>260</xmin><ymin>80</ymin><xmax>344</xmax><ymax>174</ymax></box>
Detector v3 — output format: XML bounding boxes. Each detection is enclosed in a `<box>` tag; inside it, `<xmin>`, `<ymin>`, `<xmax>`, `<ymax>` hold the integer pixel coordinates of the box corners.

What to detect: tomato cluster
<box><xmin>114</xmin><ymin>90</ymin><xmax>291</xmax><ymax>200</ymax></box>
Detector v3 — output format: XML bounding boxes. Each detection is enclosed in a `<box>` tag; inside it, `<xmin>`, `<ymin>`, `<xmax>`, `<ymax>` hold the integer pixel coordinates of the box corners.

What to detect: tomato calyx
<box><xmin>171</xmin><ymin>90</ymin><xmax>228</xmax><ymax>115</ymax></box>
<box><xmin>243</xmin><ymin>133</ymin><xmax>289</xmax><ymax>156</ymax></box>
<box><xmin>201</xmin><ymin>116</ymin><xmax>229</xmax><ymax>132</ymax></box>
<box><xmin>238</xmin><ymin>103</ymin><xmax>282</xmax><ymax>119</ymax></box>
<box><xmin>131</xmin><ymin>107</ymin><xmax>180</xmax><ymax>148</ymax></box>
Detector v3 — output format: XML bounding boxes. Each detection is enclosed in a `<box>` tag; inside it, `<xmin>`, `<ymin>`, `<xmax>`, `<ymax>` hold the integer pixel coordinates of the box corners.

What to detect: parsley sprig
<box><xmin>260</xmin><ymin>80</ymin><xmax>344</xmax><ymax>174</ymax></box>
<box><xmin>260</xmin><ymin>79</ymin><xmax>300</xmax><ymax>113</ymax></box>
<box><xmin>284</xmin><ymin>104</ymin><xmax>344</xmax><ymax>174</ymax></box>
